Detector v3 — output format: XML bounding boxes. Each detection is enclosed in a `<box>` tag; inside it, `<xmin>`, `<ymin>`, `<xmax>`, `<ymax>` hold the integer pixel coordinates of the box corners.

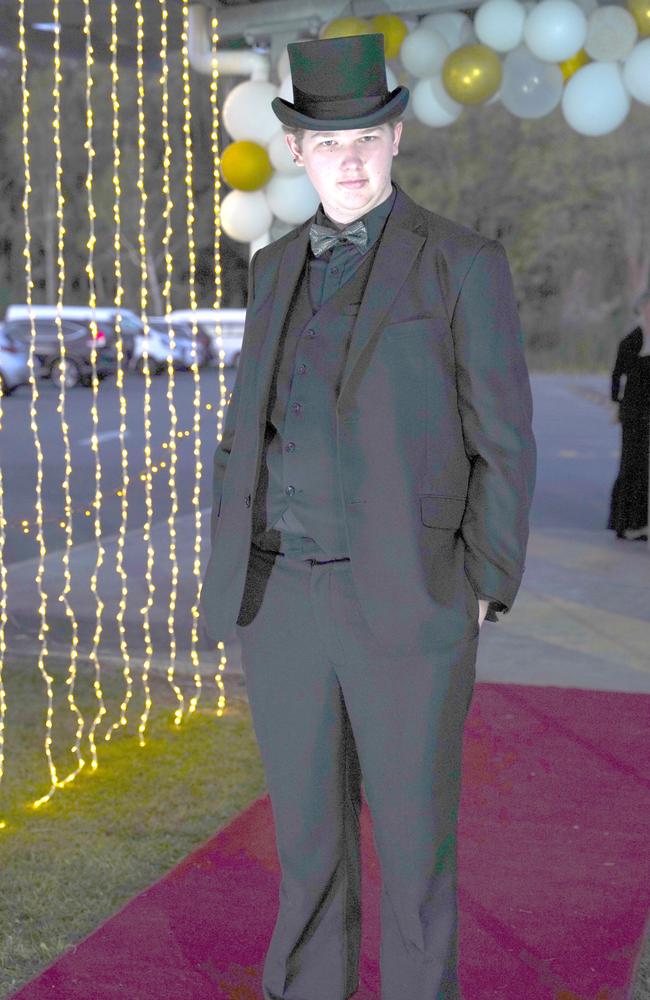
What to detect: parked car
<box><xmin>166</xmin><ymin>309</ymin><xmax>245</xmax><ymax>368</ymax></box>
<box><xmin>5</xmin><ymin>305</ymin><xmax>143</xmax><ymax>363</ymax></box>
<box><xmin>0</xmin><ymin>323</ymin><xmax>29</xmax><ymax>395</ymax></box>
<box><xmin>2</xmin><ymin>317</ymin><xmax>117</xmax><ymax>388</ymax></box>
<box><xmin>144</xmin><ymin>317</ymin><xmax>209</xmax><ymax>370</ymax></box>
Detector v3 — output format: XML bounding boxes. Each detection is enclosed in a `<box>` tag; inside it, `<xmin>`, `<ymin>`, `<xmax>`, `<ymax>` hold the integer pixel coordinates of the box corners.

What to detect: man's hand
<box><xmin>478</xmin><ymin>598</ymin><xmax>489</xmax><ymax>628</ymax></box>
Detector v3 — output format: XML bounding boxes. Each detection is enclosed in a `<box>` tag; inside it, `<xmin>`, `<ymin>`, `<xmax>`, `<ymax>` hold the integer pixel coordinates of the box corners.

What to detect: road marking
<box><xmin>78</xmin><ymin>429</ymin><xmax>130</xmax><ymax>446</ymax></box>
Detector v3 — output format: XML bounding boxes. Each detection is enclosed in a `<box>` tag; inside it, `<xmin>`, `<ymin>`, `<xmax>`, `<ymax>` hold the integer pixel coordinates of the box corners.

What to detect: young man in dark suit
<box><xmin>201</xmin><ymin>32</ymin><xmax>536</xmax><ymax>1000</ymax></box>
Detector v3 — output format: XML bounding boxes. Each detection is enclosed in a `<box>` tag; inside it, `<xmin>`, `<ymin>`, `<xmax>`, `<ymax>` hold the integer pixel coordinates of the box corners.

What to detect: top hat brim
<box><xmin>271</xmin><ymin>85</ymin><xmax>409</xmax><ymax>131</ymax></box>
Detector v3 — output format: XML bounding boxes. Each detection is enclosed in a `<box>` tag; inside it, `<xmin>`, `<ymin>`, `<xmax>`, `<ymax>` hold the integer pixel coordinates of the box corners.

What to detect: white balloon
<box><xmin>623</xmin><ymin>38</ymin><xmax>650</xmax><ymax>105</ymax></box>
<box><xmin>222</xmin><ymin>80</ymin><xmax>279</xmax><ymax>143</ymax></box>
<box><xmin>524</xmin><ymin>0</ymin><xmax>588</xmax><ymax>62</ymax></box>
<box><xmin>276</xmin><ymin>47</ymin><xmax>290</xmax><ymax>82</ymax></box>
<box><xmin>475</xmin><ymin>0</ymin><xmax>526</xmax><ymax>52</ymax></box>
<box><xmin>400</xmin><ymin>26</ymin><xmax>449</xmax><ymax>78</ymax></box>
<box><xmin>585</xmin><ymin>6</ymin><xmax>638</xmax><ymax>62</ymax></box>
<box><xmin>412</xmin><ymin>75</ymin><xmax>463</xmax><ymax>126</ymax></box>
<box><xmin>500</xmin><ymin>44</ymin><xmax>564</xmax><ymax>117</ymax></box>
<box><xmin>277</xmin><ymin>73</ymin><xmax>294</xmax><ymax>103</ymax></box>
<box><xmin>267</xmin><ymin>128</ymin><xmax>304</xmax><ymax>174</ymax></box>
<box><xmin>265</xmin><ymin>172</ymin><xmax>320</xmax><ymax>225</ymax></box>
<box><xmin>220</xmin><ymin>189</ymin><xmax>274</xmax><ymax>243</ymax></box>
<box><xmin>562</xmin><ymin>61</ymin><xmax>630</xmax><ymax>134</ymax></box>
<box><xmin>419</xmin><ymin>12</ymin><xmax>476</xmax><ymax>49</ymax></box>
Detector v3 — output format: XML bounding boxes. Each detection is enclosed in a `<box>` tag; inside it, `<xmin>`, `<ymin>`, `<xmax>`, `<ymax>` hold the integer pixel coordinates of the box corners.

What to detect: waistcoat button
<box><xmin>286</xmin><ymin>485</ymin><xmax>296</xmax><ymax>496</ymax></box>
<box><xmin>286</xmin><ymin>442</ymin><xmax>296</xmax><ymax>452</ymax></box>
<box><xmin>244</xmin><ymin>494</ymin><xmax>251</xmax><ymax>507</ymax></box>
<box><xmin>306</xmin><ymin>328</ymin><xmax>316</xmax><ymax>338</ymax></box>
<box><xmin>297</xmin><ymin>364</ymin><xmax>307</xmax><ymax>375</ymax></box>
<box><xmin>291</xmin><ymin>402</ymin><xmax>302</xmax><ymax>414</ymax></box>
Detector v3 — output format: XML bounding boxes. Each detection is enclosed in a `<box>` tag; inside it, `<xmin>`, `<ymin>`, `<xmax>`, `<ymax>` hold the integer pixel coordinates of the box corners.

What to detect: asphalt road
<box><xmin>1</xmin><ymin>367</ymin><xmax>622</xmax><ymax>564</ymax></box>
<box><xmin>1</xmin><ymin>366</ymin><xmax>236</xmax><ymax>567</ymax></box>
<box><xmin>5</xmin><ymin>368</ymin><xmax>649</xmax><ymax>694</ymax></box>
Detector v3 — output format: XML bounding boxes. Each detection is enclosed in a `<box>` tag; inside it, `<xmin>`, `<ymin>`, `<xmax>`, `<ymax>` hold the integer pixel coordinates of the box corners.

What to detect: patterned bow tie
<box><xmin>309</xmin><ymin>218</ymin><xmax>368</xmax><ymax>257</ymax></box>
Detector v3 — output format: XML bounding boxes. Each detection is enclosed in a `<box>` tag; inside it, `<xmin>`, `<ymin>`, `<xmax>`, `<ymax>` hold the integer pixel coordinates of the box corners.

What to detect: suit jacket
<box><xmin>200</xmin><ymin>181</ymin><xmax>537</xmax><ymax>654</ymax></box>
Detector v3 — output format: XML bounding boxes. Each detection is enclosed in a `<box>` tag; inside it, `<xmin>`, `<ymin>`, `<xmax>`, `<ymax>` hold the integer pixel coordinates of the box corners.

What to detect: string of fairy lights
<box><xmin>181</xmin><ymin>2</ymin><xmax>205</xmax><ymax>717</ymax></box>
<box><xmin>2</xmin><ymin>1</ymin><xmax>230</xmax><ymax>825</ymax></box>
<box><xmin>209</xmin><ymin>14</ymin><xmax>229</xmax><ymax>717</ymax></box>
<box><xmin>159</xmin><ymin>0</ymin><xmax>186</xmax><ymax>728</ymax></box>
<box><xmin>103</xmin><ymin>0</ymin><xmax>133</xmax><ymax>745</ymax></box>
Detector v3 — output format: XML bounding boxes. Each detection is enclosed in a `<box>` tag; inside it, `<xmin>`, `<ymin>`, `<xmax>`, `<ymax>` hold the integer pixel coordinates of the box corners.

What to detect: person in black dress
<box><xmin>608</xmin><ymin>288</ymin><xmax>650</xmax><ymax>540</ymax></box>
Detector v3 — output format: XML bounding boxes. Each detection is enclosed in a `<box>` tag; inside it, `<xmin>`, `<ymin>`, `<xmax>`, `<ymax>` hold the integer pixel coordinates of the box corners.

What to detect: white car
<box><xmin>0</xmin><ymin>323</ymin><xmax>30</xmax><ymax>395</ymax></box>
<box><xmin>132</xmin><ymin>319</ymin><xmax>208</xmax><ymax>374</ymax></box>
<box><xmin>167</xmin><ymin>308</ymin><xmax>245</xmax><ymax>368</ymax></box>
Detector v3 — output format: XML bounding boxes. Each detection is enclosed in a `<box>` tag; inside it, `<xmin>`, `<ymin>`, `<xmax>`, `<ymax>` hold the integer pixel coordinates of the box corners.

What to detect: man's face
<box><xmin>285</xmin><ymin>121</ymin><xmax>402</xmax><ymax>226</ymax></box>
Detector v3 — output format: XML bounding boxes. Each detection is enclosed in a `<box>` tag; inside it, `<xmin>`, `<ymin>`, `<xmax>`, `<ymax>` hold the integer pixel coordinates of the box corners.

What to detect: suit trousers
<box><xmin>234</xmin><ymin>541</ymin><xmax>478</xmax><ymax>1000</ymax></box>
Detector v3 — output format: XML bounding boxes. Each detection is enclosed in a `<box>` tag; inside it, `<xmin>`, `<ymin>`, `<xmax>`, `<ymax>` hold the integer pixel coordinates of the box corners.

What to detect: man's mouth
<box><xmin>340</xmin><ymin>179</ymin><xmax>367</xmax><ymax>188</ymax></box>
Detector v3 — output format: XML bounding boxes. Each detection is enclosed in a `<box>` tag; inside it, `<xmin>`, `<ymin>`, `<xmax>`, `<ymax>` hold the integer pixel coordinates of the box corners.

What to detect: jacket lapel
<box><xmin>339</xmin><ymin>186</ymin><xmax>425</xmax><ymax>400</ymax></box>
<box><xmin>253</xmin><ymin>182</ymin><xmax>426</xmax><ymax>416</ymax></box>
<box><xmin>254</xmin><ymin>221</ymin><xmax>311</xmax><ymax>421</ymax></box>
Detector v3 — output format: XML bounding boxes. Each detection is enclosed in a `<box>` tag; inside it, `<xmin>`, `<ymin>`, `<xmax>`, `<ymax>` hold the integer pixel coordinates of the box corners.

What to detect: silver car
<box><xmin>0</xmin><ymin>323</ymin><xmax>29</xmax><ymax>395</ymax></box>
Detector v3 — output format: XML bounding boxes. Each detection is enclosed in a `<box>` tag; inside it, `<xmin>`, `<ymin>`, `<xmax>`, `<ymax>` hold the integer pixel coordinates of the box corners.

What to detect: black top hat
<box><xmin>271</xmin><ymin>33</ymin><xmax>409</xmax><ymax>131</ymax></box>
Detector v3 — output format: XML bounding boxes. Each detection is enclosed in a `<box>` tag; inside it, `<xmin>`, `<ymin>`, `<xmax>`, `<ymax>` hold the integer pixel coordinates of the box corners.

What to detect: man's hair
<box><xmin>281</xmin><ymin>111</ymin><xmax>404</xmax><ymax>151</ymax></box>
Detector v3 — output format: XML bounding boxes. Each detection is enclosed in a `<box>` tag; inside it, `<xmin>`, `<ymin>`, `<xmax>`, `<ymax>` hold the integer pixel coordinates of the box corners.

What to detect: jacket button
<box><xmin>244</xmin><ymin>494</ymin><xmax>251</xmax><ymax>507</ymax></box>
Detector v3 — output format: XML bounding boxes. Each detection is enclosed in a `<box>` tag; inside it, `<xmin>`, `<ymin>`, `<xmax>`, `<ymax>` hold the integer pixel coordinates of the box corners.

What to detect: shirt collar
<box><xmin>314</xmin><ymin>182</ymin><xmax>397</xmax><ymax>251</ymax></box>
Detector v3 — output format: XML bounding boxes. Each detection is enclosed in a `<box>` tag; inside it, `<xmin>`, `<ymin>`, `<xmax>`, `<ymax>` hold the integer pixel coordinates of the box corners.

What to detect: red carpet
<box><xmin>9</xmin><ymin>683</ymin><xmax>650</xmax><ymax>1000</ymax></box>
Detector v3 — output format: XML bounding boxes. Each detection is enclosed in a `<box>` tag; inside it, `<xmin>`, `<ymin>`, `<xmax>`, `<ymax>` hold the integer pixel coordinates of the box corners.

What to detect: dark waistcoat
<box><xmin>250</xmin><ymin>237</ymin><xmax>381</xmax><ymax>560</ymax></box>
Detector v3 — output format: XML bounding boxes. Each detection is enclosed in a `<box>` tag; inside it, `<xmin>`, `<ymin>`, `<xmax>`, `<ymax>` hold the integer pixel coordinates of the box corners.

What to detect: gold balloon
<box><xmin>442</xmin><ymin>45</ymin><xmax>502</xmax><ymax>105</ymax></box>
<box><xmin>370</xmin><ymin>14</ymin><xmax>409</xmax><ymax>60</ymax></box>
<box><xmin>320</xmin><ymin>17</ymin><xmax>373</xmax><ymax>39</ymax></box>
<box><xmin>559</xmin><ymin>49</ymin><xmax>591</xmax><ymax>81</ymax></box>
<box><xmin>220</xmin><ymin>141</ymin><xmax>273</xmax><ymax>192</ymax></box>
<box><xmin>627</xmin><ymin>0</ymin><xmax>650</xmax><ymax>36</ymax></box>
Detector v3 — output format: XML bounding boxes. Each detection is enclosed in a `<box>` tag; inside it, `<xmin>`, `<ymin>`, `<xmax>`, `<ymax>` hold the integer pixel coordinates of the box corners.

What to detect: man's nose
<box><xmin>340</xmin><ymin>145</ymin><xmax>363</xmax><ymax>165</ymax></box>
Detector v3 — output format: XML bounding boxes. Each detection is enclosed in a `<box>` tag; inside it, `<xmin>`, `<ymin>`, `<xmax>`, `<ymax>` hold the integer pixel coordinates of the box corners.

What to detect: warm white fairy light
<box><xmin>208</xmin><ymin>14</ymin><xmax>227</xmax><ymax>718</ymax></box>
<box><xmin>135</xmin><ymin>0</ymin><xmax>155</xmax><ymax>748</ymax></box>
<box><xmin>103</xmin><ymin>0</ymin><xmax>134</xmax><ymax>744</ymax></box>
<box><xmin>27</xmin><ymin>0</ymin><xmax>61</xmax><ymax>809</ymax></box>
<box><xmin>159</xmin><ymin>0</ymin><xmax>185</xmax><ymax>728</ymax></box>
<box><xmin>80</xmin><ymin>0</ymin><xmax>108</xmax><ymax>772</ymax></box>
<box><xmin>181</xmin><ymin>2</ymin><xmax>204</xmax><ymax>713</ymax></box>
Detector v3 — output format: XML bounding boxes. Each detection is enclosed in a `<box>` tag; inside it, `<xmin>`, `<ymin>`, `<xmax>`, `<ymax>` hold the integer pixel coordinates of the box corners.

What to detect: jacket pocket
<box><xmin>419</xmin><ymin>494</ymin><xmax>465</xmax><ymax>530</ymax></box>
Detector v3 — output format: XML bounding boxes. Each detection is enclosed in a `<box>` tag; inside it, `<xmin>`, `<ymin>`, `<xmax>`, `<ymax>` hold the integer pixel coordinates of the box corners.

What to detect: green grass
<box><xmin>0</xmin><ymin>653</ymin><xmax>266</xmax><ymax>997</ymax></box>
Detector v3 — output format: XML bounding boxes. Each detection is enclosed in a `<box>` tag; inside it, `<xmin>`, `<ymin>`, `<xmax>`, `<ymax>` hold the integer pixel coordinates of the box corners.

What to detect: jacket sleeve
<box><xmin>611</xmin><ymin>337</ymin><xmax>628</xmax><ymax>403</ymax></box>
<box><xmin>209</xmin><ymin>249</ymin><xmax>259</xmax><ymax>542</ymax></box>
<box><xmin>451</xmin><ymin>239</ymin><xmax>537</xmax><ymax>616</ymax></box>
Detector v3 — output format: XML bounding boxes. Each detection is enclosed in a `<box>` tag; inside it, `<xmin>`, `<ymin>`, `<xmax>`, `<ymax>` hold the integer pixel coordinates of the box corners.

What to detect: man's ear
<box><xmin>285</xmin><ymin>133</ymin><xmax>303</xmax><ymax>164</ymax></box>
<box><xmin>392</xmin><ymin>120</ymin><xmax>403</xmax><ymax>156</ymax></box>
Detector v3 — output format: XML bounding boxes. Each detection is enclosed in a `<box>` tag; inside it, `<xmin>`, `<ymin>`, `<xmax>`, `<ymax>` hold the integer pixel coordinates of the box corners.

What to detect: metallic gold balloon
<box><xmin>220</xmin><ymin>141</ymin><xmax>273</xmax><ymax>192</ymax></box>
<box><xmin>627</xmin><ymin>0</ymin><xmax>650</xmax><ymax>36</ymax></box>
<box><xmin>320</xmin><ymin>17</ymin><xmax>373</xmax><ymax>39</ymax></box>
<box><xmin>370</xmin><ymin>14</ymin><xmax>409</xmax><ymax>60</ymax></box>
<box><xmin>442</xmin><ymin>44</ymin><xmax>503</xmax><ymax>105</ymax></box>
<box><xmin>559</xmin><ymin>48</ymin><xmax>591</xmax><ymax>80</ymax></box>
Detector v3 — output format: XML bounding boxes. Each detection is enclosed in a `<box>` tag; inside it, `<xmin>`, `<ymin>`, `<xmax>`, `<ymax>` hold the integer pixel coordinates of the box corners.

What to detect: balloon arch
<box><xmin>217</xmin><ymin>4</ymin><xmax>650</xmax><ymax>244</ymax></box>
